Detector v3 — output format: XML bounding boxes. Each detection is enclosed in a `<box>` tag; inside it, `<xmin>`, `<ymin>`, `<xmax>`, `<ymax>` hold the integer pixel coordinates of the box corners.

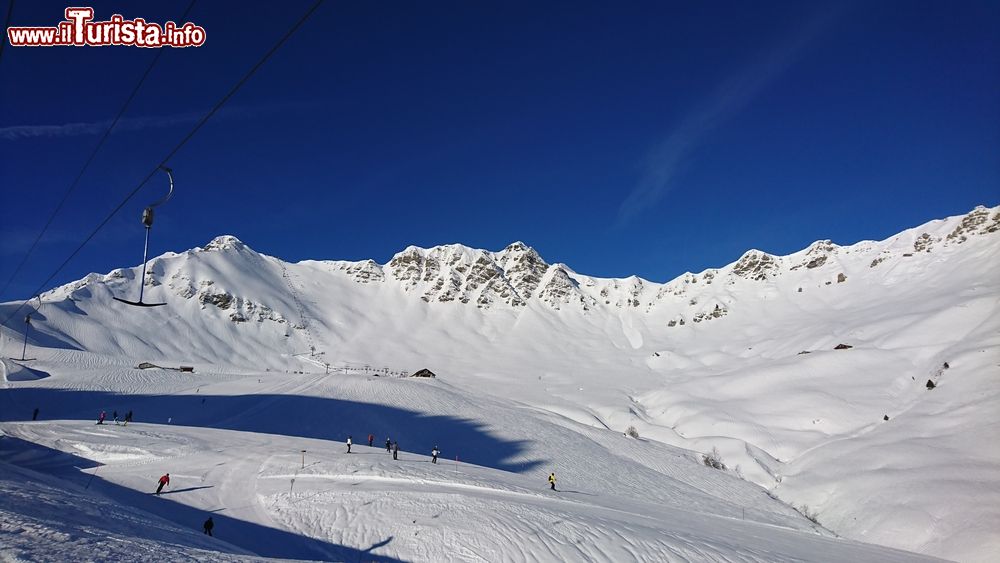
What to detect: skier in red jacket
<box><xmin>156</xmin><ymin>473</ymin><xmax>170</xmax><ymax>495</ymax></box>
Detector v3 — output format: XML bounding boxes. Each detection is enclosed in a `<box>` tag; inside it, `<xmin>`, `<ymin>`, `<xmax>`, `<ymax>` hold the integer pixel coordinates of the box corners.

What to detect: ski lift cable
<box><xmin>0</xmin><ymin>0</ymin><xmax>325</xmax><ymax>327</ymax></box>
<box><xmin>0</xmin><ymin>0</ymin><xmax>14</xmax><ymax>65</ymax></box>
<box><xmin>0</xmin><ymin>0</ymin><xmax>198</xmax><ymax>300</ymax></box>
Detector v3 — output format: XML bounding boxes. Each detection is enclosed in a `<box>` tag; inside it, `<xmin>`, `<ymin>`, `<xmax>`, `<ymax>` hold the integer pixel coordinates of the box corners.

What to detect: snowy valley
<box><xmin>2</xmin><ymin>205</ymin><xmax>998</xmax><ymax>562</ymax></box>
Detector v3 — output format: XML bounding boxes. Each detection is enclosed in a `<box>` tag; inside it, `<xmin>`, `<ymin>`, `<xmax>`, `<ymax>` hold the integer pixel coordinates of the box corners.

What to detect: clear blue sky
<box><xmin>1</xmin><ymin>0</ymin><xmax>997</xmax><ymax>300</ymax></box>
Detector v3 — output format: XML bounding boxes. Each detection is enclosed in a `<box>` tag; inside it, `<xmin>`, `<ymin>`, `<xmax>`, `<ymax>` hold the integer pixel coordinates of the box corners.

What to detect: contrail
<box><xmin>617</xmin><ymin>8</ymin><xmax>844</xmax><ymax>223</ymax></box>
<box><xmin>0</xmin><ymin>111</ymin><xmax>206</xmax><ymax>140</ymax></box>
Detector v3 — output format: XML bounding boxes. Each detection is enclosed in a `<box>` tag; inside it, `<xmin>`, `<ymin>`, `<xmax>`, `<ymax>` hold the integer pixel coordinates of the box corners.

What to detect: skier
<box><xmin>548</xmin><ymin>473</ymin><xmax>557</xmax><ymax>491</ymax></box>
<box><xmin>113</xmin><ymin>410</ymin><xmax>119</xmax><ymax>425</ymax></box>
<box><xmin>97</xmin><ymin>411</ymin><xmax>106</xmax><ymax>425</ymax></box>
<box><xmin>431</xmin><ymin>446</ymin><xmax>440</xmax><ymax>464</ymax></box>
<box><xmin>392</xmin><ymin>441</ymin><xmax>399</xmax><ymax>461</ymax></box>
<box><xmin>156</xmin><ymin>473</ymin><xmax>170</xmax><ymax>495</ymax></box>
<box><xmin>203</xmin><ymin>516</ymin><xmax>214</xmax><ymax>536</ymax></box>
<box><xmin>368</xmin><ymin>434</ymin><xmax>374</xmax><ymax>447</ymax></box>
<box><xmin>385</xmin><ymin>437</ymin><xmax>392</xmax><ymax>452</ymax></box>
<box><xmin>346</xmin><ymin>436</ymin><xmax>353</xmax><ymax>453</ymax></box>
<box><xmin>125</xmin><ymin>410</ymin><xmax>133</xmax><ymax>425</ymax></box>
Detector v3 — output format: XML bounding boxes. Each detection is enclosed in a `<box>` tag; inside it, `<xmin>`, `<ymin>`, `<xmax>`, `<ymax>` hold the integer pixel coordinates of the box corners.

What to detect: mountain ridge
<box><xmin>35</xmin><ymin>204</ymin><xmax>999</xmax><ymax>316</ymax></box>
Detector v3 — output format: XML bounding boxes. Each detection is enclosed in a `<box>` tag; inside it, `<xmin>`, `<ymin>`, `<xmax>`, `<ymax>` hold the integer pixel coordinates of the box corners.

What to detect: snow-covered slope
<box><xmin>2</xmin><ymin>205</ymin><xmax>998</xmax><ymax>561</ymax></box>
<box><xmin>0</xmin><ymin>459</ymin><xmax>265</xmax><ymax>562</ymax></box>
<box><xmin>1</xmin><ymin>363</ymin><xmax>937</xmax><ymax>562</ymax></box>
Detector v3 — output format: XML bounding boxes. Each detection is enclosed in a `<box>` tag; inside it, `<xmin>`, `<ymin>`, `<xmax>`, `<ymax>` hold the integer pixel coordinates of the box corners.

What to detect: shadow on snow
<box><xmin>0</xmin><ymin>436</ymin><xmax>406</xmax><ymax>562</ymax></box>
<box><xmin>0</xmin><ymin>387</ymin><xmax>543</xmax><ymax>473</ymax></box>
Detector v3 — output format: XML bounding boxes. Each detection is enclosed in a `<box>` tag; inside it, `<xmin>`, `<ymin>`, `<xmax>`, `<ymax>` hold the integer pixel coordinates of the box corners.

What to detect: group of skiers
<box><xmin>96</xmin><ymin>409</ymin><xmax>133</xmax><ymax>425</ymax></box>
<box><xmin>345</xmin><ymin>435</ymin><xmax>558</xmax><ymax>490</ymax></box>
<box><xmin>344</xmin><ymin>434</ymin><xmax>442</xmax><ymax>464</ymax></box>
<box><xmin>341</xmin><ymin>435</ymin><xmax>560</xmax><ymax>490</ymax></box>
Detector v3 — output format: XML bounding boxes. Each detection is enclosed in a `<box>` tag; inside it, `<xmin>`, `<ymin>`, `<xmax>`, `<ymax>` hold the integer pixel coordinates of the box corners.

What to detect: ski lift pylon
<box><xmin>16</xmin><ymin>296</ymin><xmax>41</xmax><ymax>361</ymax></box>
<box><xmin>114</xmin><ymin>166</ymin><xmax>174</xmax><ymax>308</ymax></box>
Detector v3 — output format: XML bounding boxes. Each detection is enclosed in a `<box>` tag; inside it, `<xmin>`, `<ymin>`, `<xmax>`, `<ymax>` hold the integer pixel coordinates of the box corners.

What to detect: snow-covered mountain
<box><xmin>24</xmin><ymin>205</ymin><xmax>1000</xmax><ymax>368</ymax></box>
<box><xmin>2</xmin><ymin>205</ymin><xmax>998</xmax><ymax>561</ymax></box>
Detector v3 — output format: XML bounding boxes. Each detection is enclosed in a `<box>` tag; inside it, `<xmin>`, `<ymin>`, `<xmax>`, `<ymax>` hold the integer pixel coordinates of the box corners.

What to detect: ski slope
<box><xmin>2</xmin><ymin>205</ymin><xmax>999</xmax><ymax>561</ymax></box>
<box><xmin>1</xmin><ymin>361</ymin><xmax>938</xmax><ymax>562</ymax></box>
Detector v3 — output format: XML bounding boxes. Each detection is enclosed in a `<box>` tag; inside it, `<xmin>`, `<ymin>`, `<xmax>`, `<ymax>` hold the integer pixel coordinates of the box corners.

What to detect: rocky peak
<box><xmin>202</xmin><ymin>235</ymin><xmax>248</xmax><ymax>253</ymax></box>
<box><xmin>731</xmin><ymin>250</ymin><xmax>780</xmax><ymax>281</ymax></box>
<box><xmin>946</xmin><ymin>206</ymin><xmax>1000</xmax><ymax>243</ymax></box>
<box><xmin>806</xmin><ymin>240</ymin><xmax>838</xmax><ymax>255</ymax></box>
<box><xmin>385</xmin><ymin>244</ymin><xmax>522</xmax><ymax>307</ymax></box>
<box><xmin>499</xmin><ymin>241</ymin><xmax>531</xmax><ymax>254</ymax></box>
<box><xmin>495</xmin><ymin>241</ymin><xmax>549</xmax><ymax>301</ymax></box>
<box><xmin>791</xmin><ymin>240</ymin><xmax>840</xmax><ymax>270</ymax></box>
<box><xmin>386</xmin><ymin>246</ymin><xmax>431</xmax><ymax>285</ymax></box>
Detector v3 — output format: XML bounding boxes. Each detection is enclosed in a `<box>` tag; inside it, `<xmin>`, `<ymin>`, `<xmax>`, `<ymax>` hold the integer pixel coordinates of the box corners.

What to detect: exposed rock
<box><xmin>913</xmin><ymin>233</ymin><xmax>934</xmax><ymax>253</ymax></box>
<box><xmin>791</xmin><ymin>241</ymin><xmax>838</xmax><ymax>271</ymax></box>
<box><xmin>411</xmin><ymin>368</ymin><xmax>436</xmax><ymax>378</ymax></box>
<box><xmin>496</xmin><ymin>242</ymin><xmax>548</xmax><ymax>300</ymax></box>
<box><xmin>837</xmin><ymin>273</ymin><xmax>847</xmax><ymax>283</ymax></box>
<box><xmin>388</xmin><ymin>247</ymin><xmax>427</xmax><ymax>286</ymax></box>
<box><xmin>197</xmin><ymin>289</ymin><xmax>285</xmax><ymax>324</ymax></box>
<box><xmin>946</xmin><ymin>206</ymin><xmax>995</xmax><ymax>243</ymax></box>
<box><xmin>989</xmin><ymin>212</ymin><xmax>1000</xmax><ymax>234</ymax></box>
<box><xmin>199</xmin><ymin>291</ymin><xmax>233</xmax><ymax>309</ymax></box>
<box><xmin>388</xmin><ymin>245</ymin><xmax>533</xmax><ymax>308</ymax></box>
<box><xmin>692</xmin><ymin>304</ymin><xmax>728</xmax><ymax>323</ymax></box>
<box><xmin>537</xmin><ymin>266</ymin><xmax>582</xmax><ymax>310</ymax></box>
<box><xmin>339</xmin><ymin>260</ymin><xmax>384</xmax><ymax>283</ymax></box>
<box><xmin>834</xmin><ymin>343</ymin><xmax>853</xmax><ymax>350</ymax></box>
<box><xmin>732</xmin><ymin>251</ymin><xmax>779</xmax><ymax>281</ymax></box>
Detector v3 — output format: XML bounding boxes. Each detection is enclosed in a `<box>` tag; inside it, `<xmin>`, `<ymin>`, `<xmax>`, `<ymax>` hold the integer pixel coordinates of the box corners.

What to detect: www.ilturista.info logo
<box><xmin>6</xmin><ymin>7</ymin><xmax>206</xmax><ymax>48</ymax></box>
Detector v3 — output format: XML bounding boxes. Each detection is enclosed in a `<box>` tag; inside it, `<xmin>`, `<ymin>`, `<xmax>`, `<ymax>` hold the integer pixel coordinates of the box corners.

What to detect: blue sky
<box><xmin>1</xmin><ymin>0</ymin><xmax>997</xmax><ymax>299</ymax></box>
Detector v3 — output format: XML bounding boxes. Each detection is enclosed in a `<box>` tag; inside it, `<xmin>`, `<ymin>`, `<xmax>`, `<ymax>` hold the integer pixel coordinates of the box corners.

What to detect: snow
<box><xmin>1</xmin><ymin>205</ymin><xmax>998</xmax><ymax>561</ymax></box>
<box><xmin>1</xmin><ymin>373</ymin><xmax>935</xmax><ymax>562</ymax></box>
